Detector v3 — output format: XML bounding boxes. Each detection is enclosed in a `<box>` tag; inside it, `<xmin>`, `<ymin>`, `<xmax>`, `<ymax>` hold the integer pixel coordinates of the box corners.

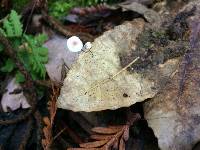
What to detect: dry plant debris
<box><xmin>44</xmin><ymin>36</ymin><xmax>79</xmax><ymax>83</ymax></box>
<box><xmin>42</xmin><ymin>85</ymin><xmax>59</xmax><ymax>150</ymax></box>
<box><xmin>68</xmin><ymin>113</ymin><xmax>141</xmax><ymax>150</ymax></box>
<box><xmin>1</xmin><ymin>78</ymin><xmax>30</xmax><ymax>112</ymax></box>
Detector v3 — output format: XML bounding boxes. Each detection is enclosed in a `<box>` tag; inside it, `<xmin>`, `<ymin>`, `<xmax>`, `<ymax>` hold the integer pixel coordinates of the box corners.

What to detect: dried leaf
<box><xmin>58</xmin><ymin>11</ymin><xmax>181</xmax><ymax>112</ymax></box>
<box><xmin>105</xmin><ymin>129</ymin><xmax>124</xmax><ymax>148</ymax></box>
<box><xmin>91</xmin><ymin>126</ymin><xmax>122</xmax><ymax>134</ymax></box>
<box><xmin>1</xmin><ymin>78</ymin><xmax>30</xmax><ymax>112</ymax></box>
<box><xmin>107</xmin><ymin>125</ymin><xmax>124</xmax><ymax>130</ymax></box>
<box><xmin>79</xmin><ymin>140</ymin><xmax>108</xmax><ymax>148</ymax></box>
<box><xmin>68</xmin><ymin>116</ymin><xmax>139</xmax><ymax>150</ymax></box>
<box><xmin>44</xmin><ymin>36</ymin><xmax>79</xmax><ymax>83</ymax></box>
<box><xmin>118</xmin><ymin>2</ymin><xmax>161</xmax><ymax>26</ymax></box>
<box><xmin>57</xmin><ymin>19</ymin><xmax>148</xmax><ymax>112</ymax></box>
<box><xmin>43</xmin><ymin>117</ymin><xmax>51</xmax><ymax>127</ymax></box>
<box><xmin>90</xmin><ymin>134</ymin><xmax>113</xmax><ymax>140</ymax></box>
<box><xmin>68</xmin><ymin>148</ymin><xmax>99</xmax><ymax>150</ymax></box>
<box><xmin>48</xmin><ymin>85</ymin><xmax>59</xmax><ymax>125</ymax></box>
<box><xmin>66</xmin><ymin>4</ymin><xmax>113</xmax><ymax>24</ymax></box>
<box><xmin>42</xmin><ymin>116</ymin><xmax>53</xmax><ymax>149</ymax></box>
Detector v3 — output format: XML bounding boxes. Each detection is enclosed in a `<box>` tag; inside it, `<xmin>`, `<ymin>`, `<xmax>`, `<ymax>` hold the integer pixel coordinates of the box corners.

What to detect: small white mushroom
<box><xmin>83</xmin><ymin>42</ymin><xmax>92</xmax><ymax>50</ymax></box>
<box><xmin>67</xmin><ymin>36</ymin><xmax>83</xmax><ymax>52</ymax></box>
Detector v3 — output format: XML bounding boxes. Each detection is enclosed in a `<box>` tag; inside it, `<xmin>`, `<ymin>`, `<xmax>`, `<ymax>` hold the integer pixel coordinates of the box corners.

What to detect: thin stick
<box><xmin>85</xmin><ymin>57</ymin><xmax>140</xmax><ymax>93</ymax></box>
<box><xmin>53</xmin><ymin>127</ymin><xmax>67</xmax><ymax>140</ymax></box>
<box><xmin>111</xmin><ymin>57</ymin><xmax>140</xmax><ymax>79</ymax></box>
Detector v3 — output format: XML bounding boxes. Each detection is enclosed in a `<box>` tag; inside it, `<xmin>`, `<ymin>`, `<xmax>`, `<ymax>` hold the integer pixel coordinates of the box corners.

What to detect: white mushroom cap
<box><xmin>67</xmin><ymin>36</ymin><xmax>83</xmax><ymax>52</ymax></box>
<box><xmin>83</xmin><ymin>42</ymin><xmax>92</xmax><ymax>50</ymax></box>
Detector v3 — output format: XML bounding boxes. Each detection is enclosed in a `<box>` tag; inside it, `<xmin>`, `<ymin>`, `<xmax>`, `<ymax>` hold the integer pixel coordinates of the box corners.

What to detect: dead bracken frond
<box><xmin>67</xmin><ymin>113</ymin><xmax>141</xmax><ymax>150</ymax></box>
<box><xmin>42</xmin><ymin>117</ymin><xmax>52</xmax><ymax>150</ymax></box>
<box><xmin>48</xmin><ymin>84</ymin><xmax>59</xmax><ymax>125</ymax></box>
<box><xmin>42</xmin><ymin>84</ymin><xmax>59</xmax><ymax>150</ymax></box>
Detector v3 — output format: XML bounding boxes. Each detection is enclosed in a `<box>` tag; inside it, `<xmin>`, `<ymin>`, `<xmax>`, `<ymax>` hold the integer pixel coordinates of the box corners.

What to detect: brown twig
<box><xmin>41</xmin><ymin>10</ymin><xmax>94</xmax><ymax>42</ymax></box>
<box><xmin>41</xmin><ymin>10</ymin><xmax>73</xmax><ymax>37</ymax></box>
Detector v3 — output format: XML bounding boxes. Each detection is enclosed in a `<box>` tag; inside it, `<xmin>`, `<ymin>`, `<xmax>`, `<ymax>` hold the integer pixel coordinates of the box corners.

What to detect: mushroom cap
<box><xmin>67</xmin><ymin>36</ymin><xmax>83</xmax><ymax>52</ymax></box>
<box><xmin>83</xmin><ymin>42</ymin><xmax>92</xmax><ymax>50</ymax></box>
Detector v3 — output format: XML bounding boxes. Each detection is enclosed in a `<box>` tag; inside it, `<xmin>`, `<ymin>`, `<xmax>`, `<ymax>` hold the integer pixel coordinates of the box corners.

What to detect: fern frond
<box><xmin>0</xmin><ymin>10</ymin><xmax>48</xmax><ymax>82</ymax></box>
<box><xmin>24</xmin><ymin>35</ymin><xmax>48</xmax><ymax>79</ymax></box>
<box><xmin>35</xmin><ymin>34</ymin><xmax>48</xmax><ymax>45</ymax></box>
<box><xmin>1</xmin><ymin>10</ymin><xmax>23</xmax><ymax>37</ymax></box>
<box><xmin>3</xmin><ymin>19</ymin><xmax>13</xmax><ymax>37</ymax></box>
<box><xmin>9</xmin><ymin>10</ymin><xmax>22</xmax><ymax>36</ymax></box>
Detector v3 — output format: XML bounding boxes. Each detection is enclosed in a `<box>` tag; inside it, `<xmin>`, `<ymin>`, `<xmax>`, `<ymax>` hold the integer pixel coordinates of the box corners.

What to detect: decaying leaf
<box><xmin>67</xmin><ymin>113</ymin><xmax>140</xmax><ymax>150</ymax></box>
<box><xmin>1</xmin><ymin>78</ymin><xmax>30</xmax><ymax>112</ymax></box>
<box><xmin>118</xmin><ymin>1</ymin><xmax>162</xmax><ymax>26</ymax></box>
<box><xmin>44</xmin><ymin>35</ymin><xmax>79</xmax><ymax>83</ymax></box>
<box><xmin>57</xmin><ymin>18</ymin><xmax>181</xmax><ymax>112</ymax></box>
<box><xmin>42</xmin><ymin>117</ymin><xmax>52</xmax><ymax>150</ymax></box>
<box><xmin>91</xmin><ymin>126</ymin><xmax>122</xmax><ymax>134</ymax></box>
<box><xmin>144</xmin><ymin>1</ymin><xmax>200</xmax><ymax>149</ymax></box>
<box><xmin>79</xmin><ymin>140</ymin><xmax>108</xmax><ymax>148</ymax></box>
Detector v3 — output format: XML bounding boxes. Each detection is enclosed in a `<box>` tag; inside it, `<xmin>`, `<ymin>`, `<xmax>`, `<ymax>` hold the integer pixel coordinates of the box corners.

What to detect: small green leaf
<box><xmin>15</xmin><ymin>71</ymin><xmax>25</xmax><ymax>83</ymax></box>
<box><xmin>35</xmin><ymin>34</ymin><xmax>48</xmax><ymax>45</ymax></box>
<box><xmin>0</xmin><ymin>58</ymin><xmax>15</xmax><ymax>72</ymax></box>
<box><xmin>9</xmin><ymin>10</ymin><xmax>22</xmax><ymax>36</ymax></box>
<box><xmin>3</xmin><ymin>19</ymin><xmax>13</xmax><ymax>37</ymax></box>
<box><xmin>1</xmin><ymin>10</ymin><xmax>23</xmax><ymax>37</ymax></box>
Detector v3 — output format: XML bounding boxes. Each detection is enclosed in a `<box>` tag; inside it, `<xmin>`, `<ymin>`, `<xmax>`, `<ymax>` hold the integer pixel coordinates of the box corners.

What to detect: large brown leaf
<box><xmin>57</xmin><ymin>16</ymin><xmax>181</xmax><ymax>112</ymax></box>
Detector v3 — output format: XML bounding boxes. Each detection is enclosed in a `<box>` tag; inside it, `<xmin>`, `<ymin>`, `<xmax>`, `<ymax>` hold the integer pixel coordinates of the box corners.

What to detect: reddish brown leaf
<box><xmin>91</xmin><ymin>126</ymin><xmax>123</xmax><ymax>134</ymax></box>
<box><xmin>107</xmin><ymin>125</ymin><xmax>124</xmax><ymax>130</ymax></box>
<box><xmin>43</xmin><ymin>117</ymin><xmax>51</xmax><ymax>127</ymax></box>
<box><xmin>43</xmin><ymin>127</ymin><xmax>50</xmax><ymax>140</ymax></box>
<box><xmin>79</xmin><ymin>140</ymin><xmax>108</xmax><ymax>148</ymax></box>
<box><xmin>48</xmin><ymin>85</ymin><xmax>59</xmax><ymax>125</ymax></box>
<box><xmin>90</xmin><ymin>134</ymin><xmax>113</xmax><ymax>140</ymax></box>
<box><xmin>104</xmin><ymin>130</ymin><xmax>124</xmax><ymax>149</ymax></box>
<box><xmin>67</xmin><ymin>148</ymin><xmax>99</xmax><ymax>150</ymax></box>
